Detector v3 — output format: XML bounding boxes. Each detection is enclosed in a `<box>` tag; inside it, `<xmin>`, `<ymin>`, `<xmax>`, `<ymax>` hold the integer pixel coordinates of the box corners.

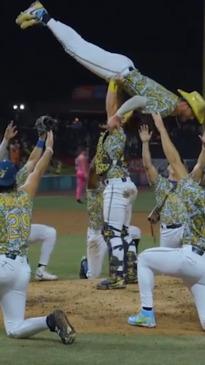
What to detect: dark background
<box><xmin>0</xmin><ymin>0</ymin><xmax>204</xmax><ymax>161</ymax></box>
<box><xmin>1</xmin><ymin>0</ymin><xmax>203</xmax><ymax>105</ymax></box>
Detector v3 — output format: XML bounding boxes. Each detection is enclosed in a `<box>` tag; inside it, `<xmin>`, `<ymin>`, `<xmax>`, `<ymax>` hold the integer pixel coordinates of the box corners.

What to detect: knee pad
<box><xmin>102</xmin><ymin>223</ymin><xmax>121</xmax><ymax>243</ymax></box>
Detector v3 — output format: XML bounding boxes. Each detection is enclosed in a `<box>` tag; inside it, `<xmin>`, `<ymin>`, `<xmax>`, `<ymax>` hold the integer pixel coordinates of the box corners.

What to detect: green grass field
<box><xmin>2</xmin><ymin>191</ymin><xmax>205</xmax><ymax>365</ymax></box>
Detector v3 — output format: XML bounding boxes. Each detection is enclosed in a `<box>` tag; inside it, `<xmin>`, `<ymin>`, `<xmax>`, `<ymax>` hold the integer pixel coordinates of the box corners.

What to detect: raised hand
<box><xmin>4</xmin><ymin>121</ymin><xmax>18</xmax><ymax>141</ymax></box>
<box><xmin>138</xmin><ymin>124</ymin><xmax>152</xmax><ymax>142</ymax></box>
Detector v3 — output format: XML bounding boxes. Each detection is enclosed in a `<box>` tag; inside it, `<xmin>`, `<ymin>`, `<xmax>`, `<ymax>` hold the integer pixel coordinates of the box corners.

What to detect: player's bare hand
<box><xmin>4</xmin><ymin>121</ymin><xmax>18</xmax><ymax>141</ymax></box>
<box><xmin>138</xmin><ymin>124</ymin><xmax>152</xmax><ymax>142</ymax></box>
<box><xmin>45</xmin><ymin>131</ymin><xmax>54</xmax><ymax>149</ymax></box>
<box><xmin>107</xmin><ymin>115</ymin><xmax>121</xmax><ymax>130</ymax></box>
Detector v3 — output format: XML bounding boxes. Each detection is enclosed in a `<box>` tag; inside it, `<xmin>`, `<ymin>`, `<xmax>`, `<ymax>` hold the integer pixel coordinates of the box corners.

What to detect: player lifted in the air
<box><xmin>16</xmin><ymin>1</ymin><xmax>205</xmax><ymax>124</ymax></box>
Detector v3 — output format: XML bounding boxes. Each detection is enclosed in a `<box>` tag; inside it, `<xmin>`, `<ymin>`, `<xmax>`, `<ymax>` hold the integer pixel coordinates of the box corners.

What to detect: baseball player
<box><xmin>138</xmin><ymin>123</ymin><xmax>205</xmax><ymax>249</ymax></box>
<box><xmin>128</xmin><ymin>114</ymin><xmax>205</xmax><ymax>330</ymax></box>
<box><xmin>0</xmin><ymin>131</ymin><xmax>75</xmax><ymax>343</ymax></box>
<box><xmin>80</xmin><ymin>159</ymin><xmax>141</xmax><ymax>281</ymax></box>
<box><xmin>94</xmin><ymin>108</ymin><xmax>139</xmax><ymax>288</ymax></box>
<box><xmin>16</xmin><ymin>2</ymin><xmax>205</xmax><ymax>124</ymax></box>
<box><xmin>0</xmin><ymin>123</ymin><xmax>58</xmax><ymax>281</ymax></box>
<box><xmin>16</xmin><ymin>166</ymin><xmax>58</xmax><ymax>281</ymax></box>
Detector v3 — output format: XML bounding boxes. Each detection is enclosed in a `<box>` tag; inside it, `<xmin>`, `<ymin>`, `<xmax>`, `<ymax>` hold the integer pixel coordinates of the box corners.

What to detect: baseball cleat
<box><xmin>128</xmin><ymin>309</ymin><xmax>156</xmax><ymax>328</ymax></box>
<box><xmin>96</xmin><ymin>276</ymin><xmax>126</xmax><ymax>290</ymax></box>
<box><xmin>46</xmin><ymin>309</ymin><xmax>76</xmax><ymax>345</ymax></box>
<box><xmin>79</xmin><ymin>256</ymin><xmax>88</xmax><ymax>279</ymax></box>
<box><xmin>16</xmin><ymin>1</ymin><xmax>48</xmax><ymax>28</ymax></box>
<box><xmin>35</xmin><ymin>267</ymin><xmax>58</xmax><ymax>281</ymax></box>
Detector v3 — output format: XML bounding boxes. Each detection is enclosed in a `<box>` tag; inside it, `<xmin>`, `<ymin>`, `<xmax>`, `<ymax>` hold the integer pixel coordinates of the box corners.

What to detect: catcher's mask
<box><xmin>34</xmin><ymin>115</ymin><xmax>58</xmax><ymax>135</ymax></box>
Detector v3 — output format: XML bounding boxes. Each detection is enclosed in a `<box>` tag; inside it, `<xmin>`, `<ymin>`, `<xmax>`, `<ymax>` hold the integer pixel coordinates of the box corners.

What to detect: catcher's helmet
<box><xmin>0</xmin><ymin>160</ymin><xmax>17</xmax><ymax>187</ymax></box>
<box><xmin>35</xmin><ymin>115</ymin><xmax>58</xmax><ymax>136</ymax></box>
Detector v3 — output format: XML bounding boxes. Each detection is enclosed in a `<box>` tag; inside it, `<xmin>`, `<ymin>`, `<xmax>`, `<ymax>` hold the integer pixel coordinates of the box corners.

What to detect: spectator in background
<box><xmin>9</xmin><ymin>139</ymin><xmax>21</xmax><ymax>168</ymax></box>
<box><xmin>75</xmin><ymin>146</ymin><xmax>89</xmax><ymax>203</ymax></box>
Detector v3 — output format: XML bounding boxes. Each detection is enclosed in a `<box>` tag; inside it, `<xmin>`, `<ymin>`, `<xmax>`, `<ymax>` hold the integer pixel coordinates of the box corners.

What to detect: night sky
<box><xmin>1</xmin><ymin>0</ymin><xmax>204</xmax><ymax>111</ymax></box>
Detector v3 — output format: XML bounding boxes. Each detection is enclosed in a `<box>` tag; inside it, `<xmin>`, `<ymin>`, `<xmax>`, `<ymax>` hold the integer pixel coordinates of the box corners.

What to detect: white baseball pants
<box><xmin>0</xmin><ymin>255</ymin><xmax>47</xmax><ymax>338</ymax></box>
<box><xmin>47</xmin><ymin>19</ymin><xmax>135</xmax><ymax>80</ymax></box>
<box><xmin>86</xmin><ymin>228</ymin><xmax>107</xmax><ymax>278</ymax></box>
<box><xmin>138</xmin><ymin>245</ymin><xmax>205</xmax><ymax>330</ymax></box>
<box><xmin>86</xmin><ymin>225</ymin><xmax>141</xmax><ymax>278</ymax></box>
<box><xmin>28</xmin><ymin>224</ymin><xmax>57</xmax><ymax>266</ymax></box>
<box><xmin>103</xmin><ymin>177</ymin><xmax>137</xmax><ymax>273</ymax></box>
<box><xmin>160</xmin><ymin>224</ymin><xmax>184</xmax><ymax>248</ymax></box>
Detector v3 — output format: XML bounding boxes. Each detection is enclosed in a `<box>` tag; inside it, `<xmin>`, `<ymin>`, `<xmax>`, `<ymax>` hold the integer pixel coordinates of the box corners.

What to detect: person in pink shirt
<box><xmin>75</xmin><ymin>147</ymin><xmax>89</xmax><ymax>203</ymax></box>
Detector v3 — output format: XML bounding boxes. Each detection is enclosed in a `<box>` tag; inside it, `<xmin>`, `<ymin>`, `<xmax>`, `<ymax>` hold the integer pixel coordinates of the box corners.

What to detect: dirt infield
<box><xmin>32</xmin><ymin>210</ymin><xmax>152</xmax><ymax>236</ymax></box>
<box><xmin>1</xmin><ymin>210</ymin><xmax>202</xmax><ymax>336</ymax></box>
<box><xmin>25</xmin><ymin>276</ymin><xmax>200</xmax><ymax>336</ymax></box>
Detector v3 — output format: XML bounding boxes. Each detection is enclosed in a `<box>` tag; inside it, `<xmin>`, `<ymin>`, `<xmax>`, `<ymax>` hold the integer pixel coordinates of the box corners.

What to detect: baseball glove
<box><xmin>35</xmin><ymin>115</ymin><xmax>58</xmax><ymax>136</ymax></box>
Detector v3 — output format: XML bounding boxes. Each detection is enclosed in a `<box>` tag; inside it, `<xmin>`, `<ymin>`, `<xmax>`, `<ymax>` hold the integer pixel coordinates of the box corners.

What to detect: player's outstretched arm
<box><xmin>139</xmin><ymin>124</ymin><xmax>158</xmax><ymax>184</ymax></box>
<box><xmin>24</xmin><ymin>133</ymin><xmax>46</xmax><ymax>174</ymax></box>
<box><xmin>191</xmin><ymin>131</ymin><xmax>205</xmax><ymax>182</ymax></box>
<box><xmin>20</xmin><ymin>131</ymin><xmax>54</xmax><ymax>197</ymax></box>
<box><xmin>0</xmin><ymin>121</ymin><xmax>17</xmax><ymax>160</ymax></box>
<box><xmin>152</xmin><ymin>113</ymin><xmax>187</xmax><ymax>179</ymax></box>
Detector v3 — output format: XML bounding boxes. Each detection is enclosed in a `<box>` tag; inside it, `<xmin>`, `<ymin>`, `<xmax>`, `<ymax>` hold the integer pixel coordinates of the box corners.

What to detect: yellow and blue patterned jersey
<box><xmin>154</xmin><ymin>175</ymin><xmax>189</xmax><ymax>226</ymax></box>
<box><xmin>103</xmin><ymin>128</ymin><xmax>129</xmax><ymax>179</ymax></box>
<box><xmin>16</xmin><ymin>165</ymin><xmax>29</xmax><ymax>188</ymax></box>
<box><xmin>123</xmin><ymin>69</ymin><xmax>179</xmax><ymax>117</ymax></box>
<box><xmin>87</xmin><ymin>185</ymin><xmax>104</xmax><ymax>231</ymax></box>
<box><xmin>177</xmin><ymin>177</ymin><xmax>205</xmax><ymax>248</ymax></box>
<box><xmin>0</xmin><ymin>191</ymin><xmax>32</xmax><ymax>255</ymax></box>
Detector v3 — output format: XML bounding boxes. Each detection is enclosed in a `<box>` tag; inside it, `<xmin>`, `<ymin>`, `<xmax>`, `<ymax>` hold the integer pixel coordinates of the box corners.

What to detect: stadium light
<box><xmin>12</xmin><ymin>103</ymin><xmax>26</xmax><ymax>111</ymax></box>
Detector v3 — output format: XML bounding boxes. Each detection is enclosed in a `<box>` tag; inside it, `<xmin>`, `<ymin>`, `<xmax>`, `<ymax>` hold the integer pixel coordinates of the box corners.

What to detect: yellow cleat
<box><xmin>15</xmin><ymin>1</ymin><xmax>47</xmax><ymax>28</ymax></box>
<box><xmin>20</xmin><ymin>19</ymin><xmax>39</xmax><ymax>30</ymax></box>
<box><xmin>16</xmin><ymin>13</ymin><xmax>35</xmax><ymax>26</ymax></box>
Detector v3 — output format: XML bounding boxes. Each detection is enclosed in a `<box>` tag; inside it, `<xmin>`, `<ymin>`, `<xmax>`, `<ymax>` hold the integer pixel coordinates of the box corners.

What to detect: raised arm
<box><xmin>24</xmin><ymin>133</ymin><xmax>46</xmax><ymax>174</ymax></box>
<box><xmin>152</xmin><ymin>113</ymin><xmax>187</xmax><ymax>179</ymax></box>
<box><xmin>139</xmin><ymin>124</ymin><xmax>158</xmax><ymax>184</ymax></box>
<box><xmin>190</xmin><ymin>131</ymin><xmax>205</xmax><ymax>182</ymax></box>
<box><xmin>106</xmin><ymin>80</ymin><xmax>121</xmax><ymax>118</ymax></box>
<box><xmin>0</xmin><ymin>122</ymin><xmax>17</xmax><ymax>160</ymax></box>
<box><xmin>20</xmin><ymin>131</ymin><xmax>54</xmax><ymax>197</ymax></box>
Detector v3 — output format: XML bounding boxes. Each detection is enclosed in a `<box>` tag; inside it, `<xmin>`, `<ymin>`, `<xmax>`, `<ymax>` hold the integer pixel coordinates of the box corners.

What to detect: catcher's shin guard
<box><xmin>123</xmin><ymin>228</ymin><xmax>139</xmax><ymax>284</ymax></box>
<box><xmin>96</xmin><ymin>256</ymin><xmax>126</xmax><ymax>289</ymax></box>
<box><xmin>126</xmin><ymin>251</ymin><xmax>138</xmax><ymax>284</ymax></box>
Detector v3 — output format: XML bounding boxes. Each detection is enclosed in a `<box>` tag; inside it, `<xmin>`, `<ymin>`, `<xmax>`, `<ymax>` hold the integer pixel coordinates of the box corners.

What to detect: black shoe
<box><xmin>46</xmin><ymin>309</ymin><xmax>76</xmax><ymax>344</ymax></box>
<box><xmin>76</xmin><ymin>199</ymin><xmax>83</xmax><ymax>204</ymax></box>
<box><xmin>79</xmin><ymin>256</ymin><xmax>88</xmax><ymax>279</ymax></box>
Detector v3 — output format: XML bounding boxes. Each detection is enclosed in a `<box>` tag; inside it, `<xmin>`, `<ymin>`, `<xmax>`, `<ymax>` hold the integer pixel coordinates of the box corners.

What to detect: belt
<box><xmin>105</xmin><ymin>177</ymin><xmax>127</xmax><ymax>185</ymax></box>
<box><xmin>191</xmin><ymin>245</ymin><xmax>205</xmax><ymax>256</ymax></box>
<box><xmin>161</xmin><ymin>224</ymin><xmax>182</xmax><ymax>229</ymax></box>
<box><xmin>5</xmin><ymin>252</ymin><xmax>20</xmax><ymax>260</ymax></box>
